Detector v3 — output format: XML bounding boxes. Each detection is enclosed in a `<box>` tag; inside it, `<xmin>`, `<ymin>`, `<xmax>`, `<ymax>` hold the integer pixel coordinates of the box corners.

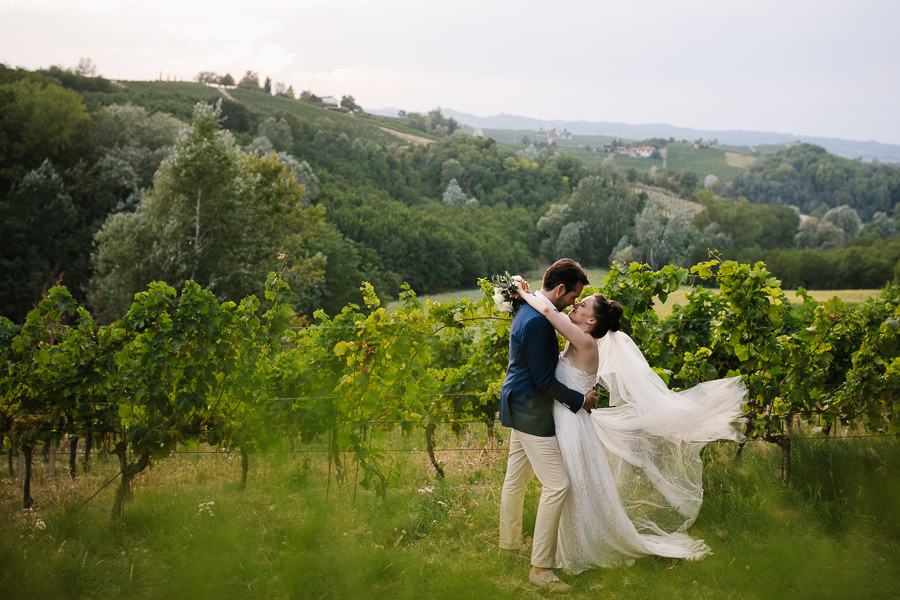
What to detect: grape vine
<box><xmin>1</xmin><ymin>262</ymin><xmax>897</xmax><ymax>515</ymax></box>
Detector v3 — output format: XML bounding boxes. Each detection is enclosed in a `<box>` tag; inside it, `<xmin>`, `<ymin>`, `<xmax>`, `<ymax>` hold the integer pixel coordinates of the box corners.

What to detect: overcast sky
<box><xmin>2</xmin><ymin>0</ymin><xmax>899</xmax><ymax>144</ymax></box>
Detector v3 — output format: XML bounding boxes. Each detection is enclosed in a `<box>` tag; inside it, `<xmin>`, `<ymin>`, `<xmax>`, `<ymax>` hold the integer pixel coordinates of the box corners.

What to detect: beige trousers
<box><xmin>499</xmin><ymin>428</ymin><xmax>570</xmax><ymax>569</ymax></box>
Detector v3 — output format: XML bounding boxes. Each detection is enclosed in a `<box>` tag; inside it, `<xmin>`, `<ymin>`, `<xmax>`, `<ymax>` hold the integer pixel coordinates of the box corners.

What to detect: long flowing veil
<box><xmin>591</xmin><ymin>331</ymin><xmax>747</xmax><ymax>532</ymax></box>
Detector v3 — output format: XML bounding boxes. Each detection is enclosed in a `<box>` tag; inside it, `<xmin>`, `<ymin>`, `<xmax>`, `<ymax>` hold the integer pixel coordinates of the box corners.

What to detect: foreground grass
<box><xmin>2</xmin><ymin>433</ymin><xmax>898</xmax><ymax>600</ymax></box>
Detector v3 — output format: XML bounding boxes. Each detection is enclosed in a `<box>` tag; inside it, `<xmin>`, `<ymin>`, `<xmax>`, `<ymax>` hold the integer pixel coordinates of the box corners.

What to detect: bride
<box><xmin>513</xmin><ymin>280</ymin><xmax>747</xmax><ymax>574</ymax></box>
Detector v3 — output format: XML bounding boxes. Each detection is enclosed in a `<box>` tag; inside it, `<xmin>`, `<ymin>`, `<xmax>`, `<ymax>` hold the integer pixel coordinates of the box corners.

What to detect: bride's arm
<box><xmin>514</xmin><ymin>280</ymin><xmax>587</xmax><ymax>346</ymax></box>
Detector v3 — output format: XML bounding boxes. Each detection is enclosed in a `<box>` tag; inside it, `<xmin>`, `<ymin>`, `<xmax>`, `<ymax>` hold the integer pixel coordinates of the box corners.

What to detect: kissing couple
<box><xmin>498</xmin><ymin>259</ymin><xmax>747</xmax><ymax>592</ymax></box>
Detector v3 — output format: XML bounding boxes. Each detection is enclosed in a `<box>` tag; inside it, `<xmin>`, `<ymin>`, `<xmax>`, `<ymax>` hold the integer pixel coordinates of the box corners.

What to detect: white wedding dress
<box><xmin>553</xmin><ymin>331</ymin><xmax>747</xmax><ymax>574</ymax></box>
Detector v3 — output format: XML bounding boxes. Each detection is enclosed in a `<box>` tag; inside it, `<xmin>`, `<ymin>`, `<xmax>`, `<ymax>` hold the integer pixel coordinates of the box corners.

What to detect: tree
<box><xmin>0</xmin><ymin>79</ymin><xmax>90</xmax><ymax>189</ymax></box>
<box><xmin>238</xmin><ymin>70</ymin><xmax>260</xmax><ymax>90</ymax></box>
<box><xmin>631</xmin><ymin>198</ymin><xmax>695</xmax><ymax>269</ymax></box>
<box><xmin>87</xmin><ymin>103</ymin><xmax>184</xmax><ymax>208</ymax></box>
<box><xmin>821</xmin><ymin>204</ymin><xmax>861</xmax><ymax>243</ymax></box>
<box><xmin>0</xmin><ymin>98</ymin><xmax>181</xmax><ymax>322</ymax></box>
<box><xmin>402</xmin><ymin>108</ymin><xmax>458</xmax><ymax>137</ymax></box>
<box><xmin>255</xmin><ymin>116</ymin><xmax>293</xmax><ymax>150</ymax></box>
<box><xmin>90</xmin><ymin>102</ymin><xmax>325</xmax><ymax>321</ymax></box>
<box><xmin>75</xmin><ymin>57</ymin><xmax>97</xmax><ymax>77</ymax></box>
<box><xmin>340</xmin><ymin>95</ymin><xmax>360</xmax><ymax>112</ymax></box>
<box><xmin>538</xmin><ymin>175</ymin><xmax>644</xmax><ymax>265</ymax></box>
<box><xmin>859</xmin><ymin>211</ymin><xmax>897</xmax><ymax>239</ymax></box>
<box><xmin>633</xmin><ymin>201</ymin><xmax>666</xmax><ymax>269</ymax></box>
<box><xmin>221</xmin><ymin>73</ymin><xmax>235</xmax><ymax>86</ymax></box>
<box><xmin>442</xmin><ymin>178</ymin><xmax>477</xmax><ymax>207</ymax></box>
<box><xmin>694</xmin><ymin>222</ymin><xmax>733</xmax><ymax>257</ymax></box>
<box><xmin>692</xmin><ymin>194</ymin><xmax>799</xmax><ymax>259</ymax></box>
<box><xmin>195</xmin><ymin>71</ymin><xmax>220</xmax><ymax>84</ymax></box>
<box><xmin>817</xmin><ymin>221</ymin><xmax>845</xmax><ymax>250</ymax></box>
<box><xmin>794</xmin><ymin>217</ymin><xmax>820</xmax><ymax>249</ymax></box>
<box><xmin>794</xmin><ymin>210</ymin><xmax>857</xmax><ymax>251</ymax></box>
<box><xmin>299</xmin><ymin>90</ymin><xmax>320</xmax><ymax>104</ymax></box>
<box><xmin>274</xmin><ymin>82</ymin><xmax>294</xmax><ymax>98</ymax></box>
<box><xmin>678</xmin><ymin>171</ymin><xmax>700</xmax><ymax>196</ymax></box>
<box><xmin>0</xmin><ymin>161</ymin><xmax>79</xmax><ymax>320</ymax></box>
<box><xmin>536</xmin><ymin>203</ymin><xmax>571</xmax><ymax>258</ymax></box>
<box><xmin>555</xmin><ymin>221</ymin><xmax>590</xmax><ymax>263</ymax></box>
<box><xmin>440</xmin><ymin>159</ymin><xmax>464</xmax><ymax>188</ymax></box>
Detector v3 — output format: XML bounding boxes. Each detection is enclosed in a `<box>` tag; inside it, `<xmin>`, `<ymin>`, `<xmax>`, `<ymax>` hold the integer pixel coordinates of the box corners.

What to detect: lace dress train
<box><xmin>553</xmin><ymin>331</ymin><xmax>746</xmax><ymax>574</ymax></box>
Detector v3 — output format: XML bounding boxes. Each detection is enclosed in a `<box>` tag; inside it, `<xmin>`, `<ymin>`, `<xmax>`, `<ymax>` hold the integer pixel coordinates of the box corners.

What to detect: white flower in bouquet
<box><xmin>489</xmin><ymin>272</ymin><xmax>526</xmax><ymax>315</ymax></box>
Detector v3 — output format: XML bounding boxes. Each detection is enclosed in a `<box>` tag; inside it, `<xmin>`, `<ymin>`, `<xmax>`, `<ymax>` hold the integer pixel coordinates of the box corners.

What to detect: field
<box><xmin>654</xmin><ymin>287</ymin><xmax>884</xmax><ymax>319</ymax></box>
<box><xmin>560</xmin><ymin>146</ymin><xmax>666</xmax><ymax>171</ymax></box>
<box><xmin>665</xmin><ymin>143</ymin><xmax>747</xmax><ymax>181</ymax></box>
<box><xmin>398</xmin><ymin>268</ymin><xmax>882</xmax><ymax>319</ymax></box>
<box><xmin>480</xmin><ymin>128</ymin><xmax>755</xmax><ymax>179</ymax></box>
<box><xmin>2</xmin><ymin>432</ymin><xmax>897</xmax><ymax>599</ymax></box>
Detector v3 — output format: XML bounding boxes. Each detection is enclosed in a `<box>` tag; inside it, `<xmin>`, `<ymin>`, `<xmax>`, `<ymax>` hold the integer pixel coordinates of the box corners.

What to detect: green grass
<box><xmin>389</xmin><ymin>266</ymin><xmax>611</xmax><ymax>309</ymax></box>
<box><xmin>656</xmin><ymin>287</ymin><xmax>883</xmax><ymax>319</ymax></box>
<box><xmin>392</xmin><ymin>268</ymin><xmax>879</xmax><ymax>319</ymax></box>
<box><xmin>2</xmin><ymin>434</ymin><xmax>897</xmax><ymax>599</ymax></box>
<box><xmin>363</xmin><ymin>114</ymin><xmax>441</xmax><ymax>140</ymax></box>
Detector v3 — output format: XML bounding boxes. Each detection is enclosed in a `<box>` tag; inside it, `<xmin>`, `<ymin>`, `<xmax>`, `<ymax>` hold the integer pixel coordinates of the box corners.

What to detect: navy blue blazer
<box><xmin>499</xmin><ymin>303</ymin><xmax>585</xmax><ymax>437</ymax></box>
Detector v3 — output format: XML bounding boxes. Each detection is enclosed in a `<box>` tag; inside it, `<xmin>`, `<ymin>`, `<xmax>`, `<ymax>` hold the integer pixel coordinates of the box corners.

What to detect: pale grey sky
<box><xmin>2</xmin><ymin>0</ymin><xmax>899</xmax><ymax>144</ymax></box>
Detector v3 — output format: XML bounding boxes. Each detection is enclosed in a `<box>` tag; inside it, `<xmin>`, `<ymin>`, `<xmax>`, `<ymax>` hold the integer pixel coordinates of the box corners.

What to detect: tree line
<box><xmin>727</xmin><ymin>143</ymin><xmax>900</xmax><ymax>220</ymax></box>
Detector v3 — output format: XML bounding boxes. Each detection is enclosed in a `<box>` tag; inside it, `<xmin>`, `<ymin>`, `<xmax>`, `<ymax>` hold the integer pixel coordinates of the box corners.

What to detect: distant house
<box><xmin>320</xmin><ymin>95</ymin><xmax>339</xmax><ymax>107</ymax></box>
<box><xmin>633</xmin><ymin>146</ymin><xmax>656</xmax><ymax>158</ymax></box>
<box><xmin>536</xmin><ymin>127</ymin><xmax>573</xmax><ymax>141</ymax></box>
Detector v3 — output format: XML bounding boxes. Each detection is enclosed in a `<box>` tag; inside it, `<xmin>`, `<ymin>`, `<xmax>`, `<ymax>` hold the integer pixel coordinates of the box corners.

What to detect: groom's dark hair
<box><xmin>542</xmin><ymin>258</ymin><xmax>589</xmax><ymax>293</ymax></box>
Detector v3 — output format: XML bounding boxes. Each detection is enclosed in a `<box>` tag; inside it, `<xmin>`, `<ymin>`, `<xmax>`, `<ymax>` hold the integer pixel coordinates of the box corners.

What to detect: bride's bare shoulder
<box><xmin>574</xmin><ymin>330</ymin><xmax>599</xmax><ymax>352</ymax></box>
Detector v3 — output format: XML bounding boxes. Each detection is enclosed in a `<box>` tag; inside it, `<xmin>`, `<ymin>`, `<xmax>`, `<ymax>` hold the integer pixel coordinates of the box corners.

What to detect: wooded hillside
<box><xmin>1</xmin><ymin>63</ymin><xmax>898</xmax><ymax>323</ymax></box>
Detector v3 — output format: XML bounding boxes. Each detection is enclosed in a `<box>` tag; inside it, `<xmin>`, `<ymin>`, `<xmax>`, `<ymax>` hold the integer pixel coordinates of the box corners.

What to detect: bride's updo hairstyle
<box><xmin>589</xmin><ymin>294</ymin><xmax>623</xmax><ymax>339</ymax></box>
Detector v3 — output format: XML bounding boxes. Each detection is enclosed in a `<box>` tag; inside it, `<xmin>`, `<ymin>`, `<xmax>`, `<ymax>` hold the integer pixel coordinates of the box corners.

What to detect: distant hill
<box><xmin>369</xmin><ymin>107</ymin><xmax>900</xmax><ymax>163</ymax></box>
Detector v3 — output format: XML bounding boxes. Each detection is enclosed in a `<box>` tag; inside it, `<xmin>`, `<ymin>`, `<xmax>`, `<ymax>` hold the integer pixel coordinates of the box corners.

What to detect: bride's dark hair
<box><xmin>589</xmin><ymin>294</ymin><xmax>623</xmax><ymax>339</ymax></box>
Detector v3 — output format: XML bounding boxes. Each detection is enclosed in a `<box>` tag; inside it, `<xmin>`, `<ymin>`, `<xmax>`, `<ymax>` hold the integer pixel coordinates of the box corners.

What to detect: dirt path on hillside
<box><xmin>215</xmin><ymin>86</ymin><xmax>237</xmax><ymax>102</ymax></box>
<box><xmin>377</xmin><ymin>126</ymin><xmax>434</xmax><ymax>145</ymax></box>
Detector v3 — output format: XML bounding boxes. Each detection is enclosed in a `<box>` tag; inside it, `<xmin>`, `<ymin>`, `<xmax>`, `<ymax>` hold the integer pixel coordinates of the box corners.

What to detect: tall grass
<box><xmin>2</xmin><ymin>433</ymin><xmax>897</xmax><ymax>599</ymax></box>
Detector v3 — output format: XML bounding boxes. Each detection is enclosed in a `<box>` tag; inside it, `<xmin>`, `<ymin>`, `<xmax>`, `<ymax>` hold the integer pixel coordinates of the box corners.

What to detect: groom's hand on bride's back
<box><xmin>582</xmin><ymin>390</ymin><xmax>598</xmax><ymax>413</ymax></box>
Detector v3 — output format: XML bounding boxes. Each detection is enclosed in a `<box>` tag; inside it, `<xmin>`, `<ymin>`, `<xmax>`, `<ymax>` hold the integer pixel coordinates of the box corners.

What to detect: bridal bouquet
<box><xmin>490</xmin><ymin>272</ymin><xmax>525</xmax><ymax>315</ymax></box>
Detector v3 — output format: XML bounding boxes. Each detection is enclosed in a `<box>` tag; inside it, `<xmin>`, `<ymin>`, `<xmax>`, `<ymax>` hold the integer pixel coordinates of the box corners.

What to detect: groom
<box><xmin>498</xmin><ymin>258</ymin><xmax>597</xmax><ymax>592</ymax></box>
